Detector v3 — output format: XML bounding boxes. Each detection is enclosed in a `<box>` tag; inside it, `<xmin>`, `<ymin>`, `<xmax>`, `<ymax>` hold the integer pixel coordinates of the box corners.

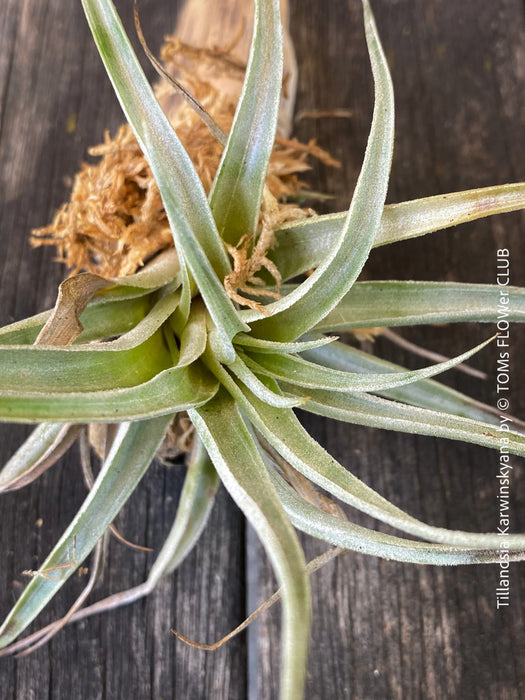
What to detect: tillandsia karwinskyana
<box><xmin>0</xmin><ymin>1</ymin><xmax>524</xmax><ymax>698</ymax></box>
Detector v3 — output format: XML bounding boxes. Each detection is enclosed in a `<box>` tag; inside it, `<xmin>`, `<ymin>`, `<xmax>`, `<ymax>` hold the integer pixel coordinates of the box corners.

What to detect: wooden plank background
<box><xmin>1</xmin><ymin>1</ymin><xmax>524</xmax><ymax>698</ymax></box>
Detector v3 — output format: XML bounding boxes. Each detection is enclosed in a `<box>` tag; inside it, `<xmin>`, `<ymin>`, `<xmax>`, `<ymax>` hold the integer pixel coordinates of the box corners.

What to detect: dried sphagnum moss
<box><xmin>32</xmin><ymin>33</ymin><xmax>338</xmax><ymax>288</ymax></box>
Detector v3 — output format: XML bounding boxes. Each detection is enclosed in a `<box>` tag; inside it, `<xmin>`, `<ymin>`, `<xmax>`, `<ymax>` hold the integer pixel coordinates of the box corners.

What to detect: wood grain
<box><xmin>1</xmin><ymin>1</ymin><xmax>525</xmax><ymax>698</ymax></box>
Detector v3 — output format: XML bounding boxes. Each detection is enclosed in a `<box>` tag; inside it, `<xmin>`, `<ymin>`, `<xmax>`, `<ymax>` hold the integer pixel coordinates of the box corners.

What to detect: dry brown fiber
<box><xmin>32</xmin><ymin>33</ymin><xmax>338</xmax><ymax>288</ymax></box>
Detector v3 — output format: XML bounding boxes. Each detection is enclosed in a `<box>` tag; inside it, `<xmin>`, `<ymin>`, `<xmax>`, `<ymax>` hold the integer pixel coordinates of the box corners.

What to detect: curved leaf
<box><xmin>303</xmin><ymin>340</ymin><xmax>508</xmax><ymax>426</ymax></box>
<box><xmin>0</xmin><ymin>416</ymin><xmax>171</xmax><ymax>648</ymax></box>
<box><xmin>267</xmin><ymin>466</ymin><xmax>525</xmax><ymax>565</ymax></box>
<box><xmin>205</xmin><ymin>356</ymin><xmax>525</xmax><ymax>549</ymax></box>
<box><xmin>270</xmin><ymin>183</ymin><xmax>525</xmax><ymax>281</ymax></box>
<box><xmin>0</xmin><ymin>424</ymin><xmax>81</xmax><ymax>492</ymax></box>
<box><xmin>0</xmin><ymin>292</ymin><xmax>152</xmax><ymax>347</ymax></box>
<box><xmin>315</xmin><ymin>280</ymin><xmax>525</xmax><ymax>331</ymax></box>
<box><xmin>228</xmin><ymin>353</ymin><xmax>306</xmax><ymax>408</ymax></box>
<box><xmin>3</xmin><ymin>439</ymin><xmax>221</xmax><ymax>648</ymax></box>
<box><xmin>246</xmin><ymin>0</ymin><xmax>394</xmax><ymax>338</ymax></box>
<box><xmin>111</xmin><ymin>248</ymin><xmax>180</xmax><ymax>288</ymax></box>
<box><xmin>285</xmin><ymin>382</ymin><xmax>525</xmax><ymax>456</ymax></box>
<box><xmin>241</xmin><ymin>386</ymin><xmax>525</xmax><ymax>548</ymax></box>
<box><xmin>0</xmin><ymin>331</ymin><xmax>170</xmax><ymax>393</ymax></box>
<box><xmin>0</xmin><ymin>293</ymin><xmax>182</xmax><ymax>393</ymax></box>
<box><xmin>173</xmin><ymin>299</ymin><xmax>208</xmax><ymax>368</ymax></box>
<box><xmin>243</xmin><ymin>335</ymin><xmax>493</xmax><ymax>394</ymax></box>
<box><xmin>0</xmin><ymin>362</ymin><xmax>218</xmax><ymax>423</ymax></box>
<box><xmin>210</xmin><ymin>0</ymin><xmax>283</xmax><ymax>244</ymax></box>
<box><xmin>81</xmin><ymin>0</ymin><xmax>248</xmax><ymax>359</ymax></box>
<box><xmin>148</xmin><ymin>436</ymin><xmax>220</xmax><ymax>582</ymax></box>
<box><xmin>190</xmin><ymin>388</ymin><xmax>310</xmax><ymax>700</ymax></box>
<box><xmin>234</xmin><ymin>332</ymin><xmax>336</xmax><ymax>354</ymax></box>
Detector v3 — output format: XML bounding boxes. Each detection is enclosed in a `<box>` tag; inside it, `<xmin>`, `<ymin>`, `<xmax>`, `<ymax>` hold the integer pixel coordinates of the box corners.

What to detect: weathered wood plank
<box><xmin>256</xmin><ymin>0</ymin><xmax>525</xmax><ymax>698</ymax></box>
<box><xmin>0</xmin><ymin>1</ymin><xmax>524</xmax><ymax>699</ymax></box>
<box><xmin>0</xmin><ymin>2</ymin><xmax>246</xmax><ymax>699</ymax></box>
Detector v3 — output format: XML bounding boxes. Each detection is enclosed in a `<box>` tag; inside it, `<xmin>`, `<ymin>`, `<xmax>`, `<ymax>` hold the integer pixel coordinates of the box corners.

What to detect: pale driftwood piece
<box><xmin>163</xmin><ymin>0</ymin><xmax>297</xmax><ymax>136</ymax></box>
<box><xmin>0</xmin><ymin>1</ymin><xmax>525</xmax><ymax>699</ymax></box>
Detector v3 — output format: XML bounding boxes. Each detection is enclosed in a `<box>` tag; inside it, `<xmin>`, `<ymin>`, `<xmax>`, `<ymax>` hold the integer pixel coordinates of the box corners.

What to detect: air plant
<box><xmin>0</xmin><ymin>1</ymin><xmax>524</xmax><ymax>698</ymax></box>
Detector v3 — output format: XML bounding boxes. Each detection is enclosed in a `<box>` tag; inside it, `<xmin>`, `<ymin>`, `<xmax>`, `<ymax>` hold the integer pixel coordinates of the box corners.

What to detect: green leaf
<box><xmin>0</xmin><ymin>416</ymin><xmax>171</xmax><ymax>648</ymax></box>
<box><xmin>172</xmin><ymin>299</ymin><xmax>208</xmax><ymax>368</ymax></box>
<box><xmin>205</xmin><ymin>358</ymin><xmax>525</xmax><ymax>550</ymax></box>
<box><xmin>111</xmin><ymin>248</ymin><xmax>180</xmax><ymax>288</ymax></box>
<box><xmin>234</xmin><ymin>333</ymin><xmax>336</xmax><ymax>354</ymax></box>
<box><xmin>314</xmin><ymin>280</ymin><xmax>525</xmax><ymax>331</ymax></box>
<box><xmin>33</xmin><ymin>437</ymin><xmax>221</xmax><ymax>627</ymax></box>
<box><xmin>0</xmin><ymin>331</ymin><xmax>170</xmax><ymax>394</ymax></box>
<box><xmin>0</xmin><ymin>362</ymin><xmax>218</xmax><ymax>423</ymax></box>
<box><xmin>210</xmin><ymin>0</ymin><xmax>283</xmax><ymax>244</ymax></box>
<box><xmin>285</xmin><ymin>383</ymin><xmax>525</xmax><ymax>456</ymax></box>
<box><xmin>246</xmin><ymin>0</ymin><xmax>394</xmax><ymax>338</ymax></box>
<box><xmin>266</xmin><ymin>465</ymin><xmax>525</xmax><ymax>565</ymax></box>
<box><xmin>0</xmin><ymin>311</ymin><xmax>53</xmax><ymax>346</ymax></box>
<box><xmin>94</xmin><ymin>291</ymin><xmax>179</xmax><ymax>350</ymax></box>
<box><xmin>227</xmin><ymin>353</ymin><xmax>306</xmax><ymax>408</ymax></box>
<box><xmin>303</xmin><ymin>340</ymin><xmax>507</xmax><ymax>425</ymax></box>
<box><xmin>189</xmin><ymin>388</ymin><xmax>310</xmax><ymax>700</ymax></box>
<box><xmin>244</xmin><ymin>388</ymin><xmax>525</xmax><ymax>548</ymax></box>
<box><xmin>0</xmin><ymin>293</ymin><xmax>152</xmax><ymax>346</ymax></box>
<box><xmin>76</xmin><ymin>296</ymin><xmax>151</xmax><ymax>344</ymax></box>
<box><xmin>0</xmin><ymin>293</ymin><xmax>183</xmax><ymax>394</ymax></box>
<box><xmin>0</xmin><ymin>424</ymin><xmax>81</xmax><ymax>492</ymax></box>
<box><xmin>76</xmin><ymin>295</ymin><xmax>151</xmax><ymax>342</ymax></box>
<box><xmin>270</xmin><ymin>183</ymin><xmax>525</xmax><ymax>281</ymax></box>
<box><xmin>81</xmin><ymin>0</ymin><xmax>248</xmax><ymax>358</ymax></box>
<box><xmin>243</xmin><ymin>335</ymin><xmax>493</xmax><ymax>393</ymax></box>
<box><xmin>175</xmin><ymin>251</ymin><xmax>193</xmax><ymax>324</ymax></box>
<box><xmin>148</xmin><ymin>436</ymin><xmax>220</xmax><ymax>582</ymax></box>
<box><xmin>376</xmin><ymin>182</ymin><xmax>525</xmax><ymax>247</ymax></box>
<box><xmin>35</xmin><ymin>261</ymin><xmax>182</xmax><ymax>347</ymax></box>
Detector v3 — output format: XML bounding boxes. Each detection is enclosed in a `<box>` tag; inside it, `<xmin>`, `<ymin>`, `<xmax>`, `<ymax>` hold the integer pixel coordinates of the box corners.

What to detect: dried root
<box><xmin>224</xmin><ymin>191</ymin><xmax>315</xmax><ymax>312</ymax></box>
